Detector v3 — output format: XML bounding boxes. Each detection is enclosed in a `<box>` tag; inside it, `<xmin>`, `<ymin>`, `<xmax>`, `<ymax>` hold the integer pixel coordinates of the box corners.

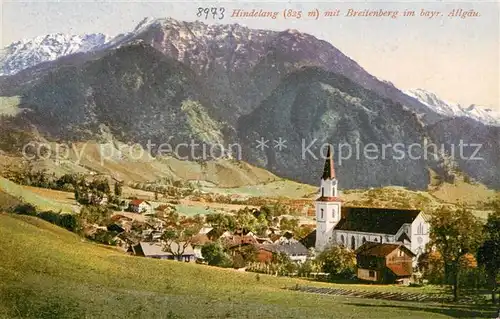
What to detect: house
<box><xmin>198</xmin><ymin>226</ymin><xmax>213</xmax><ymax>235</ymax></box>
<box><xmin>108</xmin><ymin>215</ymin><xmax>133</xmax><ymax>232</ymax></box>
<box><xmin>222</xmin><ymin>234</ymin><xmax>258</xmax><ymax>249</ymax></box>
<box><xmin>129</xmin><ymin>199</ymin><xmax>153</xmax><ymax>214</ymax></box>
<box><xmin>135</xmin><ymin>241</ymin><xmax>196</xmax><ymax>262</ymax></box>
<box><xmin>264</xmin><ymin>240</ymin><xmax>310</xmax><ymax>263</ymax></box>
<box><xmin>312</xmin><ymin>146</ymin><xmax>431</xmax><ymax>264</ymax></box>
<box><xmin>191</xmin><ymin>233</ymin><xmax>211</xmax><ymax>260</ymax></box>
<box><xmin>255</xmin><ymin>237</ymin><xmax>273</xmax><ymax>245</ymax></box>
<box><xmin>86</xmin><ymin>193</ymin><xmax>108</xmax><ymax>206</ymax></box>
<box><xmin>141</xmin><ymin>229</ymin><xmax>163</xmax><ymax>241</ymax></box>
<box><xmin>273</xmin><ymin>231</ymin><xmax>294</xmax><ymax>244</ymax></box>
<box><xmin>355</xmin><ymin>242</ymin><xmax>416</xmax><ymax>285</ymax></box>
<box><xmin>256</xmin><ymin>245</ymin><xmax>274</xmax><ymax>263</ymax></box>
<box><xmin>155</xmin><ymin>204</ymin><xmax>175</xmax><ymax>215</ymax></box>
<box><xmin>107</xmin><ymin>223</ymin><xmax>125</xmax><ymax>234</ymax></box>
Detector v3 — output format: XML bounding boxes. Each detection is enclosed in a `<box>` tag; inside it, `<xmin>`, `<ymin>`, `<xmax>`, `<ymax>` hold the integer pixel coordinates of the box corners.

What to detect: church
<box><xmin>312</xmin><ymin>146</ymin><xmax>430</xmax><ymax>262</ymax></box>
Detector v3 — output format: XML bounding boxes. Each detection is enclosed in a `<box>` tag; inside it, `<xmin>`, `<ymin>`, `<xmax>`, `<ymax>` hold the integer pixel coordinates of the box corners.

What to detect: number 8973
<box><xmin>196</xmin><ymin>7</ymin><xmax>225</xmax><ymax>20</ymax></box>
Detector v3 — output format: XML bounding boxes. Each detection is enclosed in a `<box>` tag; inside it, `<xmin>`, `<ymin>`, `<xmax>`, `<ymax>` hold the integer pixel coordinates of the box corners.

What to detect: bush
<box><xmin>37</xmin><ymin>211</ymin><xmax>81</xmax><ymax>232</ymax></box>
<box><xmin>88</xmin><ymin>229</ymin><xmax>118</xmax><ymax>245</ymax></box>
<box><xmin>13</xmin><ymin>203</ymin><xmax>37</xmax><ymax>216</ymax></box>
<box><xmin>37</xmin><ymin>211</ymin><xmax>60</xmax><ymax>224</ymax></box>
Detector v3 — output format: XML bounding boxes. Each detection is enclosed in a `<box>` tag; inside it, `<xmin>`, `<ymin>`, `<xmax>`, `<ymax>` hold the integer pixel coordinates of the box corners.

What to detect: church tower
<box><xmin>315</xmin><ymin>146</ymin><xmax>342</xmax><ymax>251</ymax></box>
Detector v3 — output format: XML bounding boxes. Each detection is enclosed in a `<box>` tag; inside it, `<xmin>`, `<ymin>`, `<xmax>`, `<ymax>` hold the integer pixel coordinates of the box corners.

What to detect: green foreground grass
<box><xmin>0</xmin><ymin>214</ymin><xmax>496</xmax><ymax>319</ymax></box>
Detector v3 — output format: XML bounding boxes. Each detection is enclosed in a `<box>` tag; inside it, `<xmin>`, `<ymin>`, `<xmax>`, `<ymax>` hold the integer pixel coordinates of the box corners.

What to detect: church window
<box><xmin>417</xmin><ymin>223</ymin><xmax>424</xmax><ymax>235</ymax></box>
<box><xmin>362</xmin><ymin>237</ymin><xmax>367</xmax><ymax>244</ymax></box>
<box><xmin>340</xmin><ymin>235</ymin><xmax>345</xmax><ymax>245</ymax></box>
<box><xmin>321</xmin><ymin>187</ymin><xmax>324</xmax><ymax>197</ymax></box>
<box><xmin>351</xmin><ymin>236</ymin><xmax>356</xmax><ymax>250</ymax></box>
<box><xmin>332</xmin><ymin>209</ymin><xmax>335</xmax><ymax>219</ymax></box>
<box><xmin>320</xmin><ymin>209</ymin><xmax>324</xmax><ymax>219</ymax></box>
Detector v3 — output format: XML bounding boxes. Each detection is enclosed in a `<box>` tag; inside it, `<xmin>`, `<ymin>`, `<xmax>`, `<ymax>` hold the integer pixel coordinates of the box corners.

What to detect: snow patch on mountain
<box><xmin>404</xmin><ymin>88</ymin><xmax>500</xmax><ymax>126</ymax></box>
<box><xmin>0</xmin><ymin>33</ymin><xmax>110</xmax><ymax>76</ymax></box>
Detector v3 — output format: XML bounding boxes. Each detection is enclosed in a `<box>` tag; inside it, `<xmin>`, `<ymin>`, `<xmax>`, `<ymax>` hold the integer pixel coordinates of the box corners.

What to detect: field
<box><xmin>0</xmin><ymin>176</ymin><xmax>77</xmax><ymax>213</ymax></box>
<box><xmin>0</xmin><ymin>213</ymin><xmax>497</xmax><ymax>319</ymax></box>
<box><xmin>198</xmin><ymin>180</ymin><xmax>317</xmax><ymax>198</ymax></box>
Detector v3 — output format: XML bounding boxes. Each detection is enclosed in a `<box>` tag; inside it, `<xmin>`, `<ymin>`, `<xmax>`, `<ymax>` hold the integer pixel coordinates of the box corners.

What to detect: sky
<box><xmin>1</xmin><ymin>0</ymin><xmax>499</xmax><ymax>109</ymax></box>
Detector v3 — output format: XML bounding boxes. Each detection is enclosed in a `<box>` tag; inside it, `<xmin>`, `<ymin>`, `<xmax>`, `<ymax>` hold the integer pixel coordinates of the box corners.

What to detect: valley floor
<box><xmin>0</xmin><ymin>213</ymin><xmax>497</xmax><ymax>319</ymax></box>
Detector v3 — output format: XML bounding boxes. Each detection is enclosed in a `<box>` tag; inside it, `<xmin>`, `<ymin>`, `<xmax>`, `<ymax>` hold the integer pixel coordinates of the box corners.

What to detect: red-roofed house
<box><xmin>355</xmin><ymin>242</ymin><xmax>416</xmax><ymax>285</ymax></box>
<box><xmin>128</xmin><ymin>199</ymin><xmax>153</xmax><ymax>214</ymax></box>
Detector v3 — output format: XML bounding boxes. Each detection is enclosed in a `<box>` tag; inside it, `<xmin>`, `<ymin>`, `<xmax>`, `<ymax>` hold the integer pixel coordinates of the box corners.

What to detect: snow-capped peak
<box><xmin>405</xmin><ymin>88</ymin><xmax>500</xmax><ymax>126</ymax></box>
<box><xmin>0</xmin><ymin>33</ymin><xmax>110</xmax><ymax>76</ymax></box>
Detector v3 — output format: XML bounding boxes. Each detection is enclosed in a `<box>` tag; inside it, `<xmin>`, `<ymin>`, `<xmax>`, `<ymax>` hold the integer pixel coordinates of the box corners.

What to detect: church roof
<box><xmin>322</xmin><ymin>145</ymin><xmax>336</xmax><ymax>180</ymax></box>
<box><xmin>335</xmin><ymin>207</ymin><xmax>421</xmax><ymax>235</ymax></box>
<box><xmin>316</xmin><ymin>196</ymin><xmax>343</xmax><ymax>202</ymax></box>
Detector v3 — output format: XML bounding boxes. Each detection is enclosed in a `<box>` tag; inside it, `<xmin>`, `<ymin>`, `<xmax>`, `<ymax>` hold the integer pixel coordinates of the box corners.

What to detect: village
<box><xmin>66</xmin><ymin>147</ymin><xmax>430</xmax><ymax>286</ymax></box>
<box><xmin>3</xmin><ymin>146</ymin><xmax>499</xmax><ymax>305</ymax></box>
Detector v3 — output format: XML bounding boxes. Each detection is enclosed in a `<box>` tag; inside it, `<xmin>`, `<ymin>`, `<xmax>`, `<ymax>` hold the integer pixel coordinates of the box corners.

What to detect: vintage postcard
<box><xmin>0</xmin><ymin>0</ymin><xmax>499</xmax><ymax>318</ymax></box>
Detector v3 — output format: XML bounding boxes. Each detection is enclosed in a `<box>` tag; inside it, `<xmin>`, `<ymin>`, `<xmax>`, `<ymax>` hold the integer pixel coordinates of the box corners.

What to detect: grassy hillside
<box><xmin>0</xmin><ymin>142</ymin><xmax>280</xmax><ymax>188</ymax></box>
<box><xmin>0</xmin><ymin>213</ymin><xmax>496</xmax><ymax>318</ymax></box>
<box><xmin>0</xmin><ymin>176</ymin><xmax>76</xmax><ymax>213</ymax></box>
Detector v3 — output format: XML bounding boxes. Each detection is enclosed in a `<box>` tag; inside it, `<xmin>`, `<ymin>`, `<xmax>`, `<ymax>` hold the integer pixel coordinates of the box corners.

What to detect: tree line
<box><xmin>422</xmin><ymin>203</ymin><xmax>500</xmax><ymax>303</ymax></box>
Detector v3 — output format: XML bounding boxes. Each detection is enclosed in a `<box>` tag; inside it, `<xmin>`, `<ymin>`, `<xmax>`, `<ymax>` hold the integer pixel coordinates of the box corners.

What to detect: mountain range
<box><xmin>0</xmin><ymin>17</ymin><xmax>498</xmax><ymax>190</ymax></box>
<box><xmin>404</xmin><ymin>88</ymin><xmax>500</xmax><ymax>127</ymax></box>
<box><xmin>0</xmin><ymin>33</ymin><xmax>110</xmax><ymax>76</ymax></box>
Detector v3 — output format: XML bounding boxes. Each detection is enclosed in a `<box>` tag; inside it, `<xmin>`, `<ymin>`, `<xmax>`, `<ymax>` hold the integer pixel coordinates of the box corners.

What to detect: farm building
<box><xmin>355</xmin><ymin>242</ymin><xmax>416</xmax><ymax>285</ymax></box>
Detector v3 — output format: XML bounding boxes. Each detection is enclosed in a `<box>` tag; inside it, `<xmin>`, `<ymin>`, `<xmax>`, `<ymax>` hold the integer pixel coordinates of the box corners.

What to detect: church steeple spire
<box><xmin>315</xmin><ymin>145</ymin><xmax>341</xmax><ymax>251</ymax></box>
<box><xmin>322</xmin><ymin>145</ymin><xmax>336</xmax><ymax>180</ymax></box>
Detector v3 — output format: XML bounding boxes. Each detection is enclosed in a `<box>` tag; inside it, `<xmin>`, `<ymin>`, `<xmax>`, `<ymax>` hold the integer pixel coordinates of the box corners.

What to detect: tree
<box><xmin>316</xmin><ymin>245</ymin><xmax>356</xmax><ymax>280</ymax></box>
<box><xmin>201</xmin><ymin>242</ymin><xmax>232</xmax><ymax>267</ymax></box>
<box><xmin>114</xmin><ymin>181</ymin><xmax>123</xmax><ymax>197</ymax></box>
<box><xmin>161</xmin><ymin>212</ymin><xmax>202</xmax><ymax>261</ymax></box>
<box><xmin>429</xmin><ymin>206</ymin><xmax>483</xmax><ymax>301</ymax></box>
<box><xmin>88</xmin><ymin>178</ymin><xmax>111</xmax><ymax>205</ymax></box>
<box><xmin>418</xmin><ymin>251</ymin><xmax>445</xmax><ymax>284</ymax></box>
<box><xmin>477</xmin><ymin>210</ymin><xmax>500</xmax><ymax>304</ymax></box>
<box><xmin>79</xmin><ymin>205</ymin><xmax>113</xmax><ymax>226</ymax></box>
<box><xmin>234</xmin><ymin>208</ymin><xmax>259</xmax><ymax>233</ymax></box>
<box><xmin>279</xmin><ymin>217</ymin><xmax>299</xmax><ymax>233</ymax></box>
<box><xmin>231</xmin><ymin>244</ymin><xmax>258</xmax><ymax>267</ymax></box>
<box><xmin>206</xmin><ymin>212</ymin><xmax>236</xmax><ymax>233</ymax></box>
